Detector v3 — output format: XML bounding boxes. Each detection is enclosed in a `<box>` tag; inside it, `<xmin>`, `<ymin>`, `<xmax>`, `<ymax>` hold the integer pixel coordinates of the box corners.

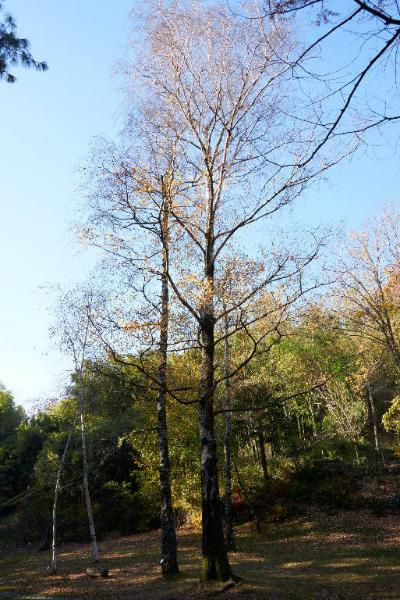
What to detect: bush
<box><xmin>235</xmin><ymin>459</ymin><xmax>358</xmax><ymax>524</ymax></box>
<box><xmin>96</xmin><ymin>481</ymin><xmax>159</xmax><ymax>535</ymax></box>
<box><xmin>287</xmin><ymin>460</ymin><xmax>355</xmax><ymax>510</ymax></box>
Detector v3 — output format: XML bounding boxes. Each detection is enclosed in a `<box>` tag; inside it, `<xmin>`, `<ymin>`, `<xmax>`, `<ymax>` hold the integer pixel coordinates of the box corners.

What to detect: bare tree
<box><xmin>122</xmin><ymin>0</ymin><xmax>334</xmax><ymax>581</ymax></box>
<box><xmin>335</xmin><ymin>206</ymin><xmax>400</xmax><ymax>374</ymax></box>
<box><xmin>55</xmin><ymin>289</ymin><xmax>100</xmax><ymax>565</ymax></box>
<box><xmin>261</xmin><ymin>1</ymin><xmax>400</xmax><ymax>160</ymax></box>
<box><xmin>329</xmin><ymin>208</ymin><xmax>400</xmax><ymax>463</ymax></box>
<box><xmin>80</xmin><ymin>139</ymin><xmax>185</xmax><ymax>576</ymax></box>
<box><xmin>318</xmin><ymin>379</ymin><xmax>368</xmax><ymax>460</ymax></box>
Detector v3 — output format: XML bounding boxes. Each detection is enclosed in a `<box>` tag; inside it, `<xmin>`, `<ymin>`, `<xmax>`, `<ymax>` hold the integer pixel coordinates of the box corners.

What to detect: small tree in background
<box><xmin>54</xmin><ymin>289</ymin><xmax>101</xmax><ymax>566</ymax></box>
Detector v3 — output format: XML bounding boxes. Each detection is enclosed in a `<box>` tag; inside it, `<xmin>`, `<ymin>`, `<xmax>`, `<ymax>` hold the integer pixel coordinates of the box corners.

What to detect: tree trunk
<box><xmin>257</xmin><ymin>425</ymin><xmax>268</xmax><ymax>482</ymax></box>
<box><xmin>50</xmin><ymin>431</ymin><xmax>72</xmax><ymax>574</ymax></box>
<box><xmin>157</xmin><ymin>184</ymin><xmax>179</xmax><ymax>576</ymax></box>
<box><xmin>199</xmin><ymin>314</ymin><xmax>232</xmax><ymax>581</ymax></box>
<box><xmin>198</xmin><ymin>173</ymin><xmax>232</xmax><ymax>582</ymax></box>
<box><xmin>367</xmin><ymin>383</ymin><xmax>385</xmax><ymax>466</ymax></box>
<box><xmin>223</xmin><ymin>316</ymin><xmax>236</xmax><ymax>552</ymax></box>
<box><xmin>79</xmin><ymin>386</ymin><xmax>99</xmax><ymax>563</ymax></box>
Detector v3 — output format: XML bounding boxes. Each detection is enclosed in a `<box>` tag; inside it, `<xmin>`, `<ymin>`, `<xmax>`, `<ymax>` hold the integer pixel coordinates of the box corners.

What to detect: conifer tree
<box><xmin>0</xmin><ymin>2</ymin><xmax>47</xmax><ymax>83</ymax></box>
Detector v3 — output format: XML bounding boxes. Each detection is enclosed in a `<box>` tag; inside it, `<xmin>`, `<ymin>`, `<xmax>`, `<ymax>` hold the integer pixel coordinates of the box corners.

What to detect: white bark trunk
<box><xmin>50</xmin><ymin>431</ymin><xmax>72</xmax><ymax>574</ymax></box>
<box><xmin>79</xmin><ymin>384</ymin><xmax>99</xmax><ymax>563</ymax></box>
<box><xmin>367</xmin><ymin>384</ymin><xmax>385</xmax><ymax>466</ymax></box>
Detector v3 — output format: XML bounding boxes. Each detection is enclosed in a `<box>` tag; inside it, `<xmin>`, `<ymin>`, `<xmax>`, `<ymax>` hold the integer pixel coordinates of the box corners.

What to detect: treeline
<box><xmin>1</xmin><ymin>223</ymin><xmax>400</xmax><ymax>545</ymax></box>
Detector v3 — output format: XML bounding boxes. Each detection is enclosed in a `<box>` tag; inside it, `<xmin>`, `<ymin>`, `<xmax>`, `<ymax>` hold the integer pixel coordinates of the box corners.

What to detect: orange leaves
<box><xmin>120</xmin><ymin>320</ymin><xmax>156</xmax><ymax>332</ymax></box>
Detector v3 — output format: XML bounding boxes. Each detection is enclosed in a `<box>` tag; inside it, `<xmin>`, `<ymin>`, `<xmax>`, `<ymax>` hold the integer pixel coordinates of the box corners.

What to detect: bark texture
<box><xmin>223</xmin><ymin>317</ymin><xmax>236</xmax><ymax>552</ymax></box>
<box><xmin>198</xmin><ymin>175</ymin><xmax>232</xmax><ymax>581</ymax></box>
<box><xmin>199</xmin><ymin>314</ymin><xmax>232</xmax><ymax>581</ymax></box>
<box><xmin>257</xmin><ymin>425</ymin><xmax>268</xmax><ymax>482</ymax></box>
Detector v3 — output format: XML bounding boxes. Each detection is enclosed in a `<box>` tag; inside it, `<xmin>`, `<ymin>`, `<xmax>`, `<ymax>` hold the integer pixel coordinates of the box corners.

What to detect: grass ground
<box><xmin>1</xmin><ymin>510</ymin><xmax>400</xmax><ymax>599</ymax></box>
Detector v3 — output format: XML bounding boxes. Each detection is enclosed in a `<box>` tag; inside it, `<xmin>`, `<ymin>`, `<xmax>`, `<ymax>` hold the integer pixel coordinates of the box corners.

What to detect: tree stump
<box><xmin>85</xmin><ymin>565</ymin><xmax>109</xmax><ymax>578</ymax></box>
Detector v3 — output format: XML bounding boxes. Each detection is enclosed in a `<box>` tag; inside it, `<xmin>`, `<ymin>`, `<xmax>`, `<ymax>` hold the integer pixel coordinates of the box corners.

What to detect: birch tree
<box><xmin>157</xmin><ymin>171</ymin><xmax>180</xmax><ymax>575</ymax></box>
<box><xmin>81</xmin><ymin>139</ymin><xmax>186</xmax><ymax>575</ymax></box>
<box><xmin>50</xmin><ymin>431</ymin><xmax>72</xmax><ymax>574</ymax></box>
<box><xmin>123</xmin><ymin>0</ymin><xmax>335</xmax><ymax>581</ymax></box>
<box><xmin>56</xmin><ymin>289</ymin><xmax>100</xmax><ymax>565</ymax></box>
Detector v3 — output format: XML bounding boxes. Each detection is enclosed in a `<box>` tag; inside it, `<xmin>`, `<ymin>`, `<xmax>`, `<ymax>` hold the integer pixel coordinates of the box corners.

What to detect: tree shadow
<box><xmin>2</xmin><ymin>515</ymin><xmax>400</xmax><ymax>599</ymax></box>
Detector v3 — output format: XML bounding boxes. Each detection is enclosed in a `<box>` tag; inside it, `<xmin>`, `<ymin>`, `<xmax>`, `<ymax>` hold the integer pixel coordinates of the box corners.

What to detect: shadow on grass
<box><xmin>230</xmin><ymin>516</ymin><xmax>400</xmax><ymax>599</ymax></box>
<box><xmin>2</xmin><ymin>514</ymin><xmax>400</xmax><ymax>599</ymax></box>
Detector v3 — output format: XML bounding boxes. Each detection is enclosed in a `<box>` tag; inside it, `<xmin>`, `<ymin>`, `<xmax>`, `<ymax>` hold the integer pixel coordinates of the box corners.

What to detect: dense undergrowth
<box><xmin>2</xmin><ymin>450</ymin><xmax>400</xmax><ymax>551</ymax></box>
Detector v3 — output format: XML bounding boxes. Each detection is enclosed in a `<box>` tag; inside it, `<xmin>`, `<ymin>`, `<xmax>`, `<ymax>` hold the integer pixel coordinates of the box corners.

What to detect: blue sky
<box><xmin>0</xmin><ymin>0</ymin><xmax>134</xmax><ymax>409</ymax></box>
<box><xmin>0</xmin><ymin>1</ymin><xmax>399</xmax><ymax>409</ymax></box>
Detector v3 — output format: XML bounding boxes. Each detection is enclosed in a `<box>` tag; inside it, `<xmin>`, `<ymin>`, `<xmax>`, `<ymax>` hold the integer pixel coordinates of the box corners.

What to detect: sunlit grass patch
<box><xmin>2</xmin><ymin>511</ymin><xmax>400</xmax><ymax>598</ymax></box>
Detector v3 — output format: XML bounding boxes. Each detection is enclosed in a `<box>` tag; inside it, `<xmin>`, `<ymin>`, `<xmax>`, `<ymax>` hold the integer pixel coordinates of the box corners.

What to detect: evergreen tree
<box><xmin>0</xmin><ymin>2</ymin><xmax>47</xmax><ymax>83</ymax></box>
